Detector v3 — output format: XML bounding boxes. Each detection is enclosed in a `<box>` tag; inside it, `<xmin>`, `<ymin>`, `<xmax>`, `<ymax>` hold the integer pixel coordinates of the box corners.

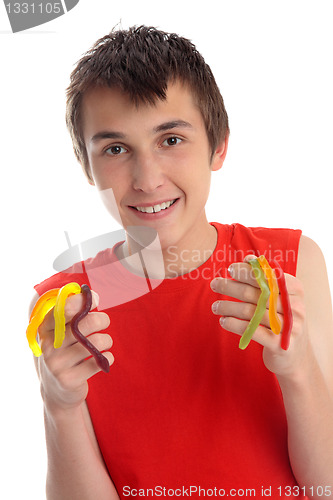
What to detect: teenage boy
<box><xmin>31</xmin><ymin>26</ymin><xmax>333</xmax><ymax>499</ymax></box>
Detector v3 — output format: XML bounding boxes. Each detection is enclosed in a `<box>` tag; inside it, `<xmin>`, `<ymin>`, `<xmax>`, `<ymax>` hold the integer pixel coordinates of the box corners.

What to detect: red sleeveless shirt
<box><xmin>35</xmin><ymin>223</ymin><xmax>307</xmax><ymax>499</ymax></box>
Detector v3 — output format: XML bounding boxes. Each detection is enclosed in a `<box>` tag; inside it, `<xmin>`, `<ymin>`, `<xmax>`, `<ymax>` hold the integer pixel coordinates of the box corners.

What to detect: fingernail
<box><xmin>228</xmin><ymin>265</ymin><xmax>234</xmax><ymax>277</ymax></box>
<box><xmin>219</xmin><ymin>317</ymin><xmax>225</xmax><ymax>327</ymax></box>
<box><xmin>212</xmin><ymin>302</ymin><xmax>218</xmax><ymax>313</ymax></box>
<box><xmin>210</xmin><ymin>279</ymin><xmax>218</xmax><ymax>291</ymax></box>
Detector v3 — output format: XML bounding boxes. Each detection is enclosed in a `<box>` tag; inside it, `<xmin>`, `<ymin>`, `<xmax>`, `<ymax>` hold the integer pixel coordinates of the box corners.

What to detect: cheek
<box><xmin>91</xmin><ymin>163</ymin><xmax>129</xmax><ymax>224</ymax></box>
<box><xmin>189</xmin><ymin>168</ymin><xmax>212</xmax><ymax>209</ymax></box>
<box><xmin>97</xmin><ymin>187</ymin><xmax>124</xmax><ymax>225</ymax></box>
<box><xmin>89</xmin><ymin>162</ymin><xmax>110</xmax><ymax>189</ymax></box>
<box><xmin>90</xmin><ymin>160</ymin><xmax>126</xmax><ymax>191</ymax></box>
<box><xmin>183</xmin><ymin>161</ymin><xmax>212</xmax><ymax>194</ymax></box>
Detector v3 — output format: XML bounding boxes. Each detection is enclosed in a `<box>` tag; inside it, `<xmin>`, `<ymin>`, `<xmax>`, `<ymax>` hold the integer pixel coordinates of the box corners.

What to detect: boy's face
<box><xmin>81</xmin><ymin>81</ymin><xmax>227</xmax><ymax>252</ymax></box>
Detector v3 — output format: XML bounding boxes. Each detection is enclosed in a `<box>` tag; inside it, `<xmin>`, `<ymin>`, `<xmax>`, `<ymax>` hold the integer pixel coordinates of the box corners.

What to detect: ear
<box><xmin>210</xmin><ymin>133</ymin><xmax>229</xmax><ymax>172</ymax></box>
<box><xmin>87</xmin><ymin>175</ymin><xmax>95</xmax><ymax>186</ymax></box>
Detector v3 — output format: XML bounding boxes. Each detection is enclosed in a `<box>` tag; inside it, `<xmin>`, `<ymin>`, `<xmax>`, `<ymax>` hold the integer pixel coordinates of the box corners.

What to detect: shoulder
<box><xmin>225</xmin><ymin>223</ymin><xmax>302</xmax><ymax>275</ymax></box>
<box><xmin>228</xmin><ymin>223</ymin><xmax>302</xmax><ymax>246</ymax></box>
<box><xmin>296</xmin><ymin>235</ymin><xmax>330</xmax><ymax>295</ymax></box>
<box><xmin>34</xmin><ymin>246</ymin><xmax>117</xmax><ymax>297</ymax></box>
<box><xmin>296</xmin><ymin>235</ymin><xmax>333</xmax><ymax>386</ymax></box>
<box><xmin>34</xmin><ymin>270</ymin><xmax>86</xmax><ymax>297</ymax></box>
<box><xmin>297</xmin><ymin>234</ymin><xmax>326</xmax><ymax>267</ymax></box>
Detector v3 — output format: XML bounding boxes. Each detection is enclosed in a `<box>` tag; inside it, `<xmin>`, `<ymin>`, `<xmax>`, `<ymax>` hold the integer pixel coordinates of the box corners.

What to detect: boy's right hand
<box><xmin>31</xmin><ymin>291</ymin><xmax>113</xmax><ymax>414</ymax></box>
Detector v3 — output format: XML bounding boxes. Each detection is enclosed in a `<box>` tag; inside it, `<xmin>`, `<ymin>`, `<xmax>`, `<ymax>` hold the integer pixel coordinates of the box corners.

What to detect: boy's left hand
<box><xmin>210</xmin><ymin>255</ymin><xmax>311</xmax><ymax>378</ymax></box>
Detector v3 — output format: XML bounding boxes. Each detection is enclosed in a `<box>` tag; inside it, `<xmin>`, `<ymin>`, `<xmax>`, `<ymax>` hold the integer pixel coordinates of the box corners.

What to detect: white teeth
<box><xmin>135</xmin><ymin>199</ymin><xmax>176</xmax><ymax>213</ymax></box>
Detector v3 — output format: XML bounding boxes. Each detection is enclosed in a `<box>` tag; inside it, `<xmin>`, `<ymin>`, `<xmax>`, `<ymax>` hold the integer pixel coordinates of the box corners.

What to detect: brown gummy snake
<box><xmin>70</xmin><ymin>284</ymin><xmax>110</xmax><ymax>373</ymax></box>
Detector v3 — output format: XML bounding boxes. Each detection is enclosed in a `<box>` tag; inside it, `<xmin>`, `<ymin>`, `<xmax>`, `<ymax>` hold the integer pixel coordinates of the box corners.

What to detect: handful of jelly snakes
<box><xmin>26</xmin><ymin>282</ymin><xmax>110</xmax><ymax>373</ymax></box>
<box><xmin>238</xmin><ymin>256</ymin><xmax>292</xmax><ymax>351</ymax></box>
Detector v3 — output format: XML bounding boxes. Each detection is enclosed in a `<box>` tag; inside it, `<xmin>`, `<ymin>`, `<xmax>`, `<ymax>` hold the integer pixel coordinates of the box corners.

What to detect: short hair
<box><xmin>66</xmin><ymin>25</ymin><xmax>229</xmax><ymax>182</ymax></box>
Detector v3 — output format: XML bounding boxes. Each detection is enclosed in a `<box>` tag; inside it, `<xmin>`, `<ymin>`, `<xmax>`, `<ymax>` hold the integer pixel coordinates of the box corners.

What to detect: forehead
<box><xmin>81</xmin><ymin>82</ymin><xmax>205</xmax><ymax>140</ymax></box>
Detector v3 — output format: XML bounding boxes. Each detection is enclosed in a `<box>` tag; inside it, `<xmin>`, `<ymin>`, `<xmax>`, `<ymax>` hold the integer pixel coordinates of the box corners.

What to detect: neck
<box><xmin>117</xmin><ymin>222</ymin><xmax>218</xmax><ymax>279</ymax></box>
<box><xmin>162</xmin><ymin>223</ymin><xmax>217</xmax><ymax>278</ymax></box>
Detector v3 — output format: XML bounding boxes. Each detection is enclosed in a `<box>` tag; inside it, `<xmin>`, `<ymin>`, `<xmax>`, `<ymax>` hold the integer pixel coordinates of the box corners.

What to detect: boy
<box><xmin>31</xmin><ymin>26</ymin><xmax>333</xmax><ymax>499</ymax></box>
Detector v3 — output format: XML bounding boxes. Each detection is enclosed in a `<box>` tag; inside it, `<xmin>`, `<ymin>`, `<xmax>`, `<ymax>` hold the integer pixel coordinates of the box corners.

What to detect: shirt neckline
<box><xmin>100</xmin><ymin>222</ymin><xmax>232</xmax><ymax>293</ymax></box>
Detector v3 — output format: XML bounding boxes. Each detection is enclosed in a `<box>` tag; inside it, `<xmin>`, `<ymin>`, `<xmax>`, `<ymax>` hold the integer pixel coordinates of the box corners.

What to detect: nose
<box><xmin>131</xmin><ymin>152</ymin><xmax>165</xmax><ymax>193</ymax></box>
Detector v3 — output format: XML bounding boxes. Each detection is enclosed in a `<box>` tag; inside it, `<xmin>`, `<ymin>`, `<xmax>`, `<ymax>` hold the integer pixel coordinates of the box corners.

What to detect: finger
<box><xmin>283</xmin><ymin>273</ymin><xmax>303</xmax><ymax>296</ymax></box>
<box><xmin>212</xmin><ymin>299</ymin><xmax>273</xmax><ymax>330</ymax></box>
<box><xmin>228</xmin><ymin>263</ymin><xmax>262</xmax><ymax>289</ymax></box>
<box><xmin>81</xmin><ymin>350</ymin><xmax>114</xmax><ymax>377</ymax></box>
<box><xmin>241</xmin><ymin>255</ymin><xmax>302</xmax><ymax>295</ymax></box>
<box><xmin>54</xmin><ymin>351</ymin><xmax>115</xmax><ymax>393</ymax></box>
<box><xmin>40</xmin><ymin>311</ymin><xmax>111</xmax><ymax>349</ymax></box>
<box><xmin>243</xmin><ymin>253</ymin><xmax>258</xmax><ymax>264</ymax></box>
<box><xmin>220</xmin><ymin>316</ymin><xmax>281</xmax><ymax>349</ymax></box>
<box><xmin>228</xmin><ymin>257</ymin><xmax>299</xmax><ymax>294</ymax></box>
<box><xmin>226</xmin><ymin>261</ymin><xmax>300</xmax><ymax>308</ymax></box>
<box><xmin>211</xmin><ymin>277</ymin><xmax>261</xmax><ymax>305</ymax></box>
<box><xmin>64</xmin><ymin>311</ymin><xmax>110</xmax><ymax>347</ymax></box>
<box><xmin>212</xmin><ymin>289</ymin><xmax>300</xmax><ymax>335</ymax></box>
<box><xmin>39</xmin><ymin>291</ymin><xmax>100</xmax><ymax>334</ymax></box>
<box><xmin>42</xmin><ymin>332</ymin><xmax>113</xmax><ymax>371</ymax></box>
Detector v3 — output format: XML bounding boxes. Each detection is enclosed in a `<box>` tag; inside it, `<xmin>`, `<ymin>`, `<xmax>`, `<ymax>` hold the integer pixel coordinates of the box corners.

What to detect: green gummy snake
<box><xmin>239</xmin><ymin>258</ymin><xmax>270</xmax><ymax>350</ymax></box>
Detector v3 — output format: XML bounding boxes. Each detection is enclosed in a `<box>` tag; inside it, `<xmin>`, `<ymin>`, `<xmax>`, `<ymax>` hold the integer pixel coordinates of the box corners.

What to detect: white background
<box><xmin>1</xmin><ymin>0</ymin><xmax>332</xmax><ymax>498</ymax></box>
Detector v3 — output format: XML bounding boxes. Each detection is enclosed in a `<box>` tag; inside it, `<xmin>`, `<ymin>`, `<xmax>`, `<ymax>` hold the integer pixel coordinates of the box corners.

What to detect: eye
<box><xmin>105</xmin><ymin>145</ymin><xmax>127</xmax><ymax>156</ymax></box>
<box><xmin>162</xmin><ymin>136</ymin><xmax>182</xmax><ymax>147</ymax></box>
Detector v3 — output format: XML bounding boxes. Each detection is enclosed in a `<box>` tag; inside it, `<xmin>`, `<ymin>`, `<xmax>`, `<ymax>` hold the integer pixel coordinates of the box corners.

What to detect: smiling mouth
<box><xmin>130</xmin><ymin>199</ymin><xmax>178</xmax><ymax>213</ymax></box>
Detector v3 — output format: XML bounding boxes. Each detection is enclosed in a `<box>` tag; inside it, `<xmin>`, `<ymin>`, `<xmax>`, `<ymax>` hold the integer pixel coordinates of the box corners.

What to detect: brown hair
<box><xmin>66</xmin><ymin>25</ymin><xmax>229</xmax><ymax>182</ymax></box>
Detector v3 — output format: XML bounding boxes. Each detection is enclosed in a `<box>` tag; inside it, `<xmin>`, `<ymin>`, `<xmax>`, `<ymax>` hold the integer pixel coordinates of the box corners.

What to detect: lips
<box><xmin>130</xmin><ymin>198</ymin><xmax>178</xmax><ymax>214</ymax></box>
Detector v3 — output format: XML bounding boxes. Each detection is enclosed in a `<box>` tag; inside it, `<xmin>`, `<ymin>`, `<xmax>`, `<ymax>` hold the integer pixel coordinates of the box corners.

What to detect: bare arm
<box><xmin>277</xmin><ymin>236</ymin><xmax>333</xmax><ymax>497</ymax></box>
<box><xmin>211</xmin><ymin>235</ymin><xmax>333</xmax><ymax>499</ymax></box>
<box><xmin>30</xmin><ymin>292</ymin><xmax>119</xmax><ymax>500</ymax></box>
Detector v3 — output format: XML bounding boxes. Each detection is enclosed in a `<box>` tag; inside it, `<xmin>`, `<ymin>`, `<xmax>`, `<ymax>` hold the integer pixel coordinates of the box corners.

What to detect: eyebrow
<box><xmin>90</xmin><ymin>120</ymin><xmax>193</xmax><ymax>144</ymax></box>
<box><xmin>153</xmin><ymin>120</ymin><xmax>193</xmax><ymax>133</ymax></box>
<box><xmin>91</xmin><ymin>131</ymin><xmax>125</xmax><ymax>143</ymax></box>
